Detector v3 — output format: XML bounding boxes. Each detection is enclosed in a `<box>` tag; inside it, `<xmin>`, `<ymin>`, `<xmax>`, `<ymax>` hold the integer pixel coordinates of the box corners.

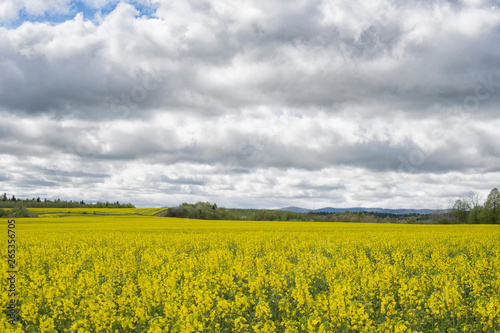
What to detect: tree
<box><xmin>464</xmin><ymin>191</ymin><xmax>483</xmax><ymax>224</ymax></box>
<box><xmin>479</xmin><ymin>188</ymin><xmax>500</xmax><ymax>224</ymax></box>
<box><xmin>2</xmin><ymin>193</ymin><xmax>7</xmax><ymax>202</ymax></box>
<box><xmin>466</xmin><ymin>191</ymin><xmax>482</xmax><ymax>209</ymax></box>
<box><xmin>10</xmin><ymin>205</ymin><xmax>31</xmax><ymax>217</ymax></box>
<box><xmin>451</xmin><ymin>199</ymin><xmax>471</xmax><ymax>223</ymax></box>
<box><xmin>468</xmin><ymin>206</ymin><xmax>483</xmax><ymax>224</ymax></box>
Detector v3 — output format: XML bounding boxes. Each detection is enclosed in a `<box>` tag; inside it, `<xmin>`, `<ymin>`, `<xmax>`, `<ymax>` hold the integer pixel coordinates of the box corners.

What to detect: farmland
<box><xmin>2</xmin><ymin>209</ymin><xmax>500</xmax><ymax>332</ymax></box>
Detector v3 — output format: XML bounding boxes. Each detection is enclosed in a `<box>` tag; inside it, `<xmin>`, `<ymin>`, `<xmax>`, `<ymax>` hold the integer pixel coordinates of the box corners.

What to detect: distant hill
<box><xmin>280</xmin><ymin>206</ymin><xmax>440</xmax><ymax>215</ymax></box>
<box><xmin>279</xmin><ymin>206</ymin><xmax>313</xmax><ymax>213</ymax></box>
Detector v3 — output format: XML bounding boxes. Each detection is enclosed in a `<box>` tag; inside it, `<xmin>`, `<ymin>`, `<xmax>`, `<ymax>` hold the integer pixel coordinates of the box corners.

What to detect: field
<box><xmin>2</xmin><ymin>209</ymin><xmax>500</xmax><ymax>332</ymax></box>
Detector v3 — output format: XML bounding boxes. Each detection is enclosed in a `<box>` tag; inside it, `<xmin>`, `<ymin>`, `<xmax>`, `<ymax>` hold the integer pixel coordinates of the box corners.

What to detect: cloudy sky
<box><xmin>1</xmin><ymin>0</ymin><xmax>500</xmax><ymax>209</ymax></box>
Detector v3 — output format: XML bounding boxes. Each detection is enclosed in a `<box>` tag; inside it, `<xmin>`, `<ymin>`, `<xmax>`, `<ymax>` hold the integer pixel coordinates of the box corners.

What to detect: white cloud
<box><xmin>0</xmin><ymin>0</ymin><xmax>499</xmax><ymax>208</ymax></box>
<box><xmin>0</xmin><ymin>1</ymin><xmax>18</xmax><ymax>22</ymax></box>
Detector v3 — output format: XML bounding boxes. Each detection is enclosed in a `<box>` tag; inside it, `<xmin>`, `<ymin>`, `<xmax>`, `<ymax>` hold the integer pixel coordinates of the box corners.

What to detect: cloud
<box><xmin>3</xmin><ymin>1</ymin><xmax>500</xmax><ymax>120</ymax></box>
<box><xmin>0</xmin><ymin>0</ymin><xmax>71</xmax><ymax>22</ymax></box>
<box><xmin>1</xmin><ymin>0</ymin><xmax>499</xmax><ymax>208</ymax></box>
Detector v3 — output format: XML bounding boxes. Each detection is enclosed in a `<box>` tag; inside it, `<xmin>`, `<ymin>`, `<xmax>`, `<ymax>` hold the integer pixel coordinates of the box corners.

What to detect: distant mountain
<box><xmin>279</xmin><ymin>206</ymin><xmax>313</xmax><ymax>213</ymax></box>
<box><xmin>279</xmin><ymin>207</ymin><xmax>440</xmax><ymax>215</ymax></box>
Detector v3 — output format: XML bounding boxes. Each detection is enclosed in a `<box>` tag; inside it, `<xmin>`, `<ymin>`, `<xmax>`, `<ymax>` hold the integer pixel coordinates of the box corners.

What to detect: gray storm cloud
<box><xmin>1</xmin><ymin>0</ymin><xmax>499</xmax><ymax>208</ymax></box>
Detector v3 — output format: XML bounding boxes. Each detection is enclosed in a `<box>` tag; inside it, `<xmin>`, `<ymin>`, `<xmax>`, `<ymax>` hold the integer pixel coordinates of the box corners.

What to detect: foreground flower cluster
<box><xmin>1</xmin><ymin>214</ymin><xmax>500</xmax><ymax>332</ymax></box>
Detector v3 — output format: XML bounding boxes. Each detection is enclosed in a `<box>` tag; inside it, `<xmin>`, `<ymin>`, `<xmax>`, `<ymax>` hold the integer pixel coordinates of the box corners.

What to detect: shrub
<box><xmin>10</xmin><ymin>205</ymin><xmax>32</xmax><ymax>218</ymax></box>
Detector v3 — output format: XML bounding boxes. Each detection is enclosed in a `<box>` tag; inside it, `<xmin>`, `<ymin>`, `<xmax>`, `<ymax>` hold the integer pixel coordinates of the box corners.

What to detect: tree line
<box><xmin>160</xmin><ymin>202</ymin><xmax>430</xmax><ymax>223</ymax></box>
<box><xmin>448</xmin><ymin>188</ymin><xmax>500</xmax><ymax>224</ymax></box>
<box><xmin>0</xmin><ymin>193</ymin><xmax>135</xmax><ymax>209</ymax></box>
<box><xmin>0</xmin><ymin>205</ymin><xmax>32</xmax><ymax>218</ymax></box>
<box><xmin>161</xmin><ymin>188</ymin><xmax>500</xmax><ymax>224</ymax></box>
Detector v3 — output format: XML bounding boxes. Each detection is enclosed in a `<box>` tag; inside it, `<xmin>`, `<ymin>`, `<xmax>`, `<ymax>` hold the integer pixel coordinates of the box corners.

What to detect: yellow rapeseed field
<box><xmin>2</xmin><ymin>211</ymin><xmax>500</xmax><ymax>332</ymax></box>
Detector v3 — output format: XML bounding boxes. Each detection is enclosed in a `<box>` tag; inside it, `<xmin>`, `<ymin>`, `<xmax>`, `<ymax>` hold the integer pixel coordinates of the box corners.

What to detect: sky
<box><xmin>1</xmin><ymin>0</ymin><xmax>500</xmax><ymax>209</ymax></box>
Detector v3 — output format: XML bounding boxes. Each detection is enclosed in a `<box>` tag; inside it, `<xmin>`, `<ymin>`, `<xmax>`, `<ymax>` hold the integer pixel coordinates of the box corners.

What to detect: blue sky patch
<box><xmin>2</xmin><ymin>1</ymin><xmax>157</xmax><ymax>28</ymax></box>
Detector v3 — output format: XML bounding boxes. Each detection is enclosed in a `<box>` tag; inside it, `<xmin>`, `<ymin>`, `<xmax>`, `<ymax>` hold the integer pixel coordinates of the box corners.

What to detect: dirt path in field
<box><xmin>153</xmin><ymin>209</ymin><xmax>168</xmax><ymax>217</ymax></box>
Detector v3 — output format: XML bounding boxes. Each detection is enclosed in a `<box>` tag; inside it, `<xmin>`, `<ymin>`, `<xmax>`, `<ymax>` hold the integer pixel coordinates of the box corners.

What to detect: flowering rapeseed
<box><xmin>1</xmin><ymin>214</ymin><xmax>499</xmax><ymax>332</ymax></box>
